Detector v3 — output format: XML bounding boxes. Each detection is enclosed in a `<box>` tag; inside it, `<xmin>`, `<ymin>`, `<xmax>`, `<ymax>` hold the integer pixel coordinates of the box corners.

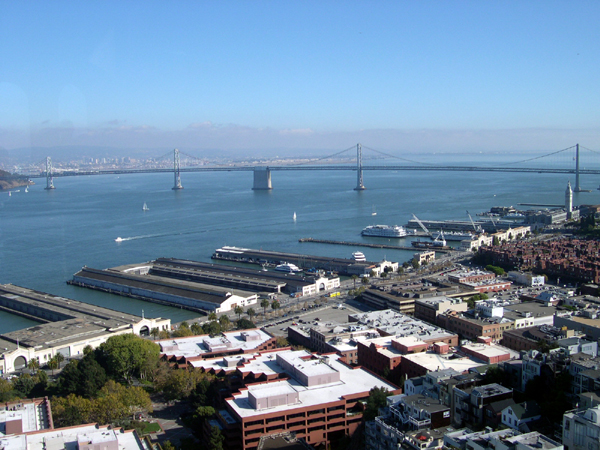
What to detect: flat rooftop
<box><xmin>226</xmin><ymin>350</ymin><xmax>397</xmax><ymax>419</ymax></box>
<box><xmin>401</xmin><ymin>352</ymin><xmax>490</xmax><ymax>373</ymax></box>
<box><xmin>349</xmin><ymin>309</ymin><xmax>457</xmax><ymax>341</ymax></box>
<box><xmin>157</xmin><ymin>329</ymin><xmax>273</xmax><ymax>358</ymax></box>
<box><xmin>73</xmin><ymin>266</ymin><xmax>256</xmax><ymax>305</ymax></box>
<box><xmin>503</xmin><ymin>302</ymin><xmax>557</xmax><ymax>319</ymax></box>
<box><xmin>0</xmin><ymin>424</ymin><xmax>145</xmax><ymax>450</ymax></box>
<box><xmin>0</xmin><ymin>284</ymin><xmax>162</xmax><ymax>350</ymax></box>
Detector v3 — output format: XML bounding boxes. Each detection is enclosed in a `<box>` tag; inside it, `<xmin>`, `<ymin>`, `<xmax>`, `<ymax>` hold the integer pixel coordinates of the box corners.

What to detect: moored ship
<box><xmin>361</xmin><ymin>224</ymin><xmax>408</xmax><ymax>238</ymax></box>
<box><xmin>275</xmin><ymin>262</ymin><xmax>301</xmax><ymax>273</ymax></box>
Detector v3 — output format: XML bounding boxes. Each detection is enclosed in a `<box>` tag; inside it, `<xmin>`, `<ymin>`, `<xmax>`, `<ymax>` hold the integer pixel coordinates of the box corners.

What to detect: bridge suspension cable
<box><xmin>497</xmin><ymin>145</ymin><xmax>577</xmax><ymax>166</ymax></box>
<box><xmin>284</xmin><ymin>145</ymin><xmax>357</xmax><ymax>166</ymax></box>
<box><xmin>361</xmin><ymin>145</ymin><xmax>435</xmax><ymax>165</ymax></box>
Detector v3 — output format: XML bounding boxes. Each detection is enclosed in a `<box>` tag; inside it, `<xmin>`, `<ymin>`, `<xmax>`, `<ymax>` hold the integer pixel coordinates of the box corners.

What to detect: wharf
<box><xmin>518</xmin><ymin>203</ymin><xmax>563</xmax><ymax>207</ymax></box>
<box><xmin>298</xmin><ymin>238</ymin><xmax>453</xmax><ymax>253</ymax></box>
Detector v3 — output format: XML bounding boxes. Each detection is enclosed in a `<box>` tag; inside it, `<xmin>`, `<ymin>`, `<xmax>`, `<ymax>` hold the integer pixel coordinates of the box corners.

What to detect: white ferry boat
<box><xmin>275</xmin><ymin>262</ymin><xmax>301</xmax><ymax>273</ymax></box>
<box><xmin>361</xmin><ymin>224</ymin><xmax>408</xmax><ymax>238</ymax></box>
<box><xmin>352</xmin><ymin>251</ymin><xmax>367</xmax><ymax>262</ymax></box>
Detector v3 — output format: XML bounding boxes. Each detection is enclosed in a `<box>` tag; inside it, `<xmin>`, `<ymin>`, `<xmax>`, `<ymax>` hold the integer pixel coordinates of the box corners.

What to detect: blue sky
<box><xmin>1</xmin><ymin>1</ymin><xmax>600</xmax><ymax>154</ymax></box>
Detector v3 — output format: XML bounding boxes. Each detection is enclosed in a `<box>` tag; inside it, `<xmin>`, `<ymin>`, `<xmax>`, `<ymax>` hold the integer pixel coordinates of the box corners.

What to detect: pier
<box><xmin>298</xmin><ymin>238</ymin><xmax>454</xmax><ymax>253</ymax></box>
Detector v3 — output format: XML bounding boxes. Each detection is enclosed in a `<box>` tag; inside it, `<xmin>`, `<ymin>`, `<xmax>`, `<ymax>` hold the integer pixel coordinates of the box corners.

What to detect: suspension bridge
<box><xmin>7</xmin><ymin>143</ymin><xmax>600</xmax><ymax>192</ymax></box>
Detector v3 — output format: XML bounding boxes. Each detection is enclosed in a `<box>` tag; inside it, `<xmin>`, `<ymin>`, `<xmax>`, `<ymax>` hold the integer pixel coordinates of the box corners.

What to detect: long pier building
<box><xmin>69</xmin><ymin>257</ymin><xmax>342</xmax><ymax>313</ymax></box>
<box><xmin>212</xmin><ymin>246</ymin><xmax>398</xmax><ymax>276</ymax></box>
<box><xmin>0</xmin><ymin>284</ymin><xmax>170</xmax><ymax>374</ymax></box>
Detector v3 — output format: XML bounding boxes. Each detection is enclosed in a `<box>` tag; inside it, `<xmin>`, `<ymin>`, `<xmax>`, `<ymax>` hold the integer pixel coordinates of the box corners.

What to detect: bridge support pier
<box><xmin>253</xmin><ymin>168</ymin><xmax>272</xmax><ymax>190</ymax></box>
<box><xmin>354</xmin><ymin>143</ymin><xmax>365</xmax><ymax>190</ymax></box>
<box><xmin>44</xmin><ymin>156</ymin><xmax>55</xmax><ymax>190</ymax></box>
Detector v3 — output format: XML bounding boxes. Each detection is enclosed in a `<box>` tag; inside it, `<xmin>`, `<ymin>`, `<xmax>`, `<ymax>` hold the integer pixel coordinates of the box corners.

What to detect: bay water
<box><xmin>1</xmin><ymin>154</ymin><xmax>598</xmax><ymax>334</ymax></box>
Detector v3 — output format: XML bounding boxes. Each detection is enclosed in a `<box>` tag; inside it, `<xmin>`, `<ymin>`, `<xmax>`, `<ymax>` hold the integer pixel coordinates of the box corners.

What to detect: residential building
<box><xmin>563</xmin><ymin>405</ymin><xmax>600</xmax><ymax>450</ymax></box>
<box><xmin>453</xmin><ymin>383</ymin><xmax>513</xmax><ymax>427</ymax></box>
<box><xmin>501</xmin><ymin>401</ymin><xmax>542</xmax><ymax>431</ymax></box>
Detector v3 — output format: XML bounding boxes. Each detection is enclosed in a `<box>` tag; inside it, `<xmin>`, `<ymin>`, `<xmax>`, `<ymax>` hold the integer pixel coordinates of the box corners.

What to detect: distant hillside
<box><xmin>0</xmin><ymin>169</ymin><xmax>30</xmax><ymax>190</ymax></box>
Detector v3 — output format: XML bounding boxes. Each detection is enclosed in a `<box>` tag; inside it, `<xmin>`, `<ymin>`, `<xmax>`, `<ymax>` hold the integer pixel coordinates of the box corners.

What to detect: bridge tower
<box><xmin>172</xmin><ymin>149</ymin><xmax>183</xmax><ymax>190</ymax></box>
<box><xmin>354</xmin><ymin>143</ymin><xmax>365</xmax><ymax>191</ymax></box>
<box><xmin>574</xmin><ymin>143</ymin><xmax>582</xmax><ymax>192</ymax></box>
<box><xmin>44</xmin><ymin>156</ymin><xmax>55</xmax><ymax>190</ymax></box>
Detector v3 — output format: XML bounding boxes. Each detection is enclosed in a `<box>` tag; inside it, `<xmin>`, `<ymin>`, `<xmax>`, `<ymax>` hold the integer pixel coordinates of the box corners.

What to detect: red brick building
<box><xmin>215</xmin><ymin>349</ymin><xmax>400</xmax><ymax>449</ymax></box>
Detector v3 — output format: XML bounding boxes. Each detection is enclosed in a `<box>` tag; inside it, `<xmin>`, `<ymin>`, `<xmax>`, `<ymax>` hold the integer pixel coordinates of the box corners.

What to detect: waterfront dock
<box><xmin>298</xmin><ymin>238</ymin><xmax>453</xmax><ymax>253</ymax></box>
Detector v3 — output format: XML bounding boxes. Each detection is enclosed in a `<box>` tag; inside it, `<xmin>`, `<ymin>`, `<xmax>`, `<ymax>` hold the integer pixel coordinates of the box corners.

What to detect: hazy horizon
<box><xmin>2</xmin><ymin>2</ymin><xmax>600</xmax><ymax>156</ymax></box>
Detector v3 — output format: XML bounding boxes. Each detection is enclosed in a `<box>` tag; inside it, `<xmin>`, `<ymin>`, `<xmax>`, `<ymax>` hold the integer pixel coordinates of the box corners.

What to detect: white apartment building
<box><xmin>563</xmin><ymin>405</ymin><xmax>600</xmax><ymax>450</ymax></box>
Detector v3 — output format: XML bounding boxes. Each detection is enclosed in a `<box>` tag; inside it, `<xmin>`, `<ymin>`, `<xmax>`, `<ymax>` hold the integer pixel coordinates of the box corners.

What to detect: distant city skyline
<box><xmin>1</xmin><ymin>1</ymin><xmax>600</xmax><ymax>155</ymax></box>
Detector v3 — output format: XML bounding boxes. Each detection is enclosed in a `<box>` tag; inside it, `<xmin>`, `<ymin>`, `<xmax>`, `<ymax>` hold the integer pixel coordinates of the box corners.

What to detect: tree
<box><xmin>260</xmin><ymin>298</ymin><xmax>270</xmax><ymax>316</ymax></box>
<box><xmin>13</xmin><ymin>374</ymin><xmax>35</xmax><ymax>397</ymax></box>
<box><xmin>47</xmin><ymin>355</ymin><xmax>59</xmax><ymax>375</ymax></box>
<box><xmin>190</xmin><ymin>322</ymin><xmax>203</xmax><ymax>335</ymax></box>
<box><xmin>246</xmin><ymin>307</ymin><xmax>256</xmax><ymax>320</ymax></box>
<box><xmin>362</xmin><ymin>277</ymin><xmax>369</xmax><ymax>285</ymax></box>
<box><xmin>411</xmin><ymin>259</ymin><xmax>420</xmax><ymax>269</ymax></box>
<box><xmin>275</xmin><ymin>337</ymin><xmax>289</xmax><ymax>348</ymax></box>
<box><xmin>234</xmin><ymin>306</ymin><xmax>244</xmax><ymax>320</ymax></box>
<box><xmin>208</xmin><ymin>425</ymin><xmax>224</xmax><ymax>450</ymax></box>
<box><xmin>208</xmin><ymin>312</ymin><xmax>218</xmax><ymax>322</ymax></box>
<box><xmin>27</xmin><ymin>358</ymin><xmax>39</xmax><ymax>374</ymax></box>
<box><xmin>202</xmin><ymin>321</ymin><xmax>221</xmax><ymax>336</ymax></box>
<box><xmin>271</xmin><ymin>300</ymin><xmax>280</xmax><ymax>312</ymax></box>
<box><xmin>55</xmin><ymin>352</ymin><xmax>65</xmax><ymax>368</ymax></box>
<box><xmin>96</xmin><ymin>334</ymin><xmax>160</xmax><ymax>383</ymax></box>
<box><xmin>52</xmin><ymin>394</ymin><xmax>94</xmax><ymax>427</ymax></box>
<box><xmin>150</xmin><ymin>327</ymin><xmax>160</xmax><ymax>339</ymax></box>
<box><xmin>99</xmin><ymin>380</ymin><xmax>153</xmax><ymax>419</ymax></box>
<box><xmin>364</xmin><ymin>387</ymin><xmax>391</xmax><ymax>421</ymax></box>
<box><xmin>0</xmin><ymin>378</ymin><xmax>15</xmax><ymax>402</ymax></box>
<box><xmin>351</xmin><ymin>275</ymin><xmax>358</xmax><ymax>289</ymax></box>
<box><xmin>162</xmin><ymin>442</ymin><xmax>176</xmax><ymax>450</ymax></box>
<box><xmin>236</xmin><ymin>318</ymin><xmax>256</xmax><ymax>330</ymax></box>
<box><xmin>172</xmin><ymin>326</ymin><xmax>193</xmax><ymax>338</ymax></box>
<box><xmin>83</xmin><ymin>345</ymin><xmax>94</xmax><ymax>356</ymax></box>
<box><xmin>219</xmin><ymin>315</ymin><xmax>232</xmax><ymax>332</ymax></box>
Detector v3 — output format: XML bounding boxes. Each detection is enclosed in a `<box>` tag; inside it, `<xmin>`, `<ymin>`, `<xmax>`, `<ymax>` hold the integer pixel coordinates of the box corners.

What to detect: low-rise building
<box><xmin>157</xmin><ymin>329</ymin><xmax>278</xmax><ymax>370</ymax></box>
<box><xmin>563</xmin><ymin>405</ymin><xmax>600</xmax><ymax>450</ymax></box>
<box><xmin>453</xmin><ymin>383</ymin><xmax>513</xmax><ymax>427</ymax></box>
<box><xmin>501</xmin><ymin>401</ymin><xmax>542</xmax><ymax>431</ymax></box>
<box><xmin>508</xmin><ymin>272</ymin><xmax>545</xmax><ymax>287</ymax></box>
<box><xmin>0</xmin><ymin>284</ymin><xmax>170</xmax><ymax>375</ymax></box>
<box><xmin>414</xmin><ymin>296</ymin><xmax>468</xmax><ymax>325</ymax></box>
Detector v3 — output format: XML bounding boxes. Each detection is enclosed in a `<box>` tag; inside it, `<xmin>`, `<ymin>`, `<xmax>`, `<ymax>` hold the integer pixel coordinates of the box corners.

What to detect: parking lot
<box><xmin>262</xmin><ymin>297</ymin><xmax>364</xmax><ymax>336</ymax></box>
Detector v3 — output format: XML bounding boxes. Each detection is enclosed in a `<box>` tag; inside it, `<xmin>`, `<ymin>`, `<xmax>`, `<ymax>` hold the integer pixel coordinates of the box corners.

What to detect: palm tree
<box><xmin>351</xmin><ymin>274</ymin><xmax>358</xmax><ymax>289</ymax></box>
<box><xmin>208</xmin><ymin>311</ymin><xmax>218</xmax><ymax>322</ymax></box>
<box><xmin>271</xmin><ymin>300</ymin><xmax>280</xmax><ymax>312</ymax></box>
<box><xmin>260</xmin><ymin>299</ymin><xmax>270</xmax><ymax>316</ymax></box>
<box><xmin>27</xmin><ymin>358</ymin><xmax>39</xmax><ymax>374</ymax></box>
<box><xmin>55</xmin><ymin>353</ymin><xmax>65</xmax><ymax>369</ymax></box>
<box><xmin>150</xmin><ymin>327</ymin><xmax>159</xmax><ymax>339</ymax></box>
<box><xmin>47</xmin><ymin>356</ymin><xmax>59</xmax><ymax>375</ymax></box>
<box><xmin>247</xmin><ymin>308</ymin><xmax>256</xmax><ymax>320</ymax></box>
<box><xmin>234</xmin><ymin>306</ymin><xmax>244</xmax><ymax>320</ymax></box>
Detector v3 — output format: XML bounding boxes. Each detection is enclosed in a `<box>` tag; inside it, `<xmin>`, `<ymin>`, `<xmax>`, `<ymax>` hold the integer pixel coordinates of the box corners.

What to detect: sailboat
<box><xmin>143</xmin><ymin>202</ymin><xmax>149</xmax><ymax>211</ymax></box>
<box><xmin>25</xmin><ymin>186</ymin><xmax>28</xmax><ymax>193</ymax></box>
<box><xmin>293</xmin><ymin>212</ymin><xmax>297</xmax><ymax>221</ymax></box>
<box><xmin>371</xmin><ymin>205</ymin><xmax>377</xmax><ymax>216</ymax></box>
